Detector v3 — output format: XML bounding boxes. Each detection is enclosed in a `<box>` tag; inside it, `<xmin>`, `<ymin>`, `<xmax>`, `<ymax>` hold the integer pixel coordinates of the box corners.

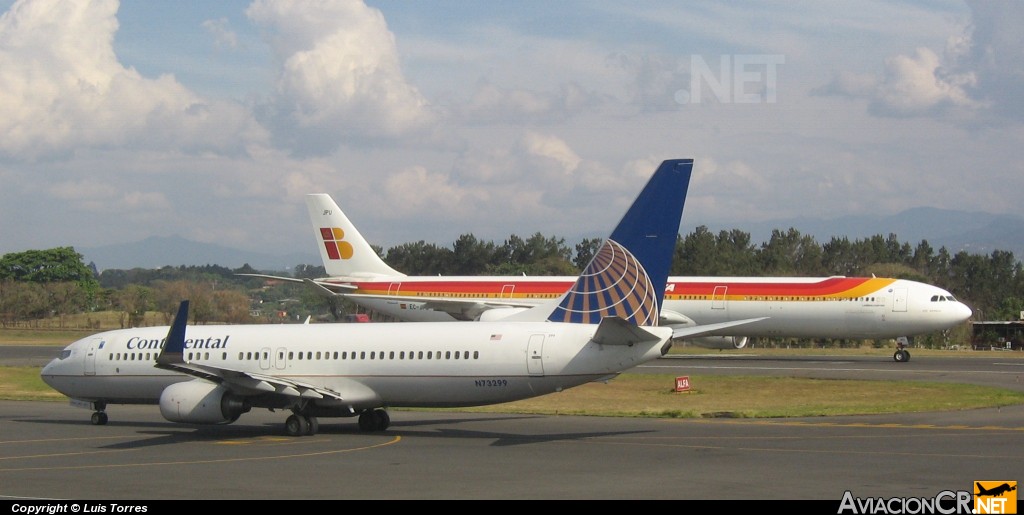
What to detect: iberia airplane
<box><xmin>244</xmin><ymin>180</ymin><xmax>971</xmax><ymax>364</ymax></box>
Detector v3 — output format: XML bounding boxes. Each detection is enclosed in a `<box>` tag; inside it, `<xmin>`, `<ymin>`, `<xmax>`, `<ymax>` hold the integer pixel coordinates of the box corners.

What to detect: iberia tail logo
<box><xmin>319</xmin><ymin>227</ymin><xmax>353</xmax><ymax>260</ymax></box>
<box><xmin>975</xmin><ymin>481</ymin><xmax>1017</xmax><ymax>514</ymax></box>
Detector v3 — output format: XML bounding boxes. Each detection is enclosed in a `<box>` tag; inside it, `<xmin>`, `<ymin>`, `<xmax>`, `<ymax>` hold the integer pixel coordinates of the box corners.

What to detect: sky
<box><xmin>1</xmin><ymin>0</ymin><xmax>1023</xmax><ymax>260</ymax></box>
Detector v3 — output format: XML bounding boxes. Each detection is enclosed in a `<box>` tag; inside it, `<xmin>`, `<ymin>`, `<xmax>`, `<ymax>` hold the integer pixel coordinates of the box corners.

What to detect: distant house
<box><xmin>971</xmin><ymin>321</ymin><xmax>1024</xmax><ymax>351</ymax></box>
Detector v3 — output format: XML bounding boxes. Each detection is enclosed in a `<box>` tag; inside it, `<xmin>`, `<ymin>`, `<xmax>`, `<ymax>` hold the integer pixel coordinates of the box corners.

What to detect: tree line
<box><xmin>2</xmin><ymin>227</ymin><xmax>1022</xmax><ymax>344</ymax></box>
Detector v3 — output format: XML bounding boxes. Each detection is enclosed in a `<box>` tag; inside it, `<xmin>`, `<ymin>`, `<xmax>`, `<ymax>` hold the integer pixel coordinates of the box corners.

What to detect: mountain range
<box><xmin>77</xmin><ymin>207</ymin><xmax>1024</xmax><ymax>272</ymax></box>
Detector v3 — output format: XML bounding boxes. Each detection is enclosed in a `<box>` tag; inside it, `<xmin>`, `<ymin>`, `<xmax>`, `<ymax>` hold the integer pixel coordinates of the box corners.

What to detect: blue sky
<box><xmin>1</xmin><ymin>0</ymin><xmax>1021</xmax><ymax>261</ymax></box>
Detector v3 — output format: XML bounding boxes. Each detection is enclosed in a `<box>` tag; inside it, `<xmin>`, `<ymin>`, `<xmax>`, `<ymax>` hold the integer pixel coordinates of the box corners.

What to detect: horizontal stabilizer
<box><xmin>669</xmin><ymin>317</ymin><xmax>769</xmax><ymax>340</ymax></box>
<box><xmin>592</xmin><ymin>317</ymin><xmax>665</xmax><ymax>346</ymax></box>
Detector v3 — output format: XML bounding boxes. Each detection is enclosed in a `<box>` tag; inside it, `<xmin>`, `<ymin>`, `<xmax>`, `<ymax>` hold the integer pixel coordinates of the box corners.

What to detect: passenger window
<box><xmin>473</xmin><ymin>351</ymin><xmax>479</xmax><ymax>359</ymax></box>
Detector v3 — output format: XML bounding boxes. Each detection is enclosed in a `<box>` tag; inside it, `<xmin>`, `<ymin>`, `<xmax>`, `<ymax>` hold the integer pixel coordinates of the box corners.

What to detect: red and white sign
<box><xmin>675</xmin><ymin>376</ymin><xmax>691</xmax><ymax>392</ymax></box>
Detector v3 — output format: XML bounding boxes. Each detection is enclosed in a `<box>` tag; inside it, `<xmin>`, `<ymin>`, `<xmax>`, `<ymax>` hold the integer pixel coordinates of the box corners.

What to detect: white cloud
<box><xmin>871</xmin><ymin>47</ymin><xmax>978</xmax><ymax>116</ymax></box>
<box><xmin>247</xmin><ymin>0</ymin><xmax>436</xmax><ymax>155</ymax></box>
<box><xmin>818</xmin><ymin>46</ymin><xmax>978</xmax><ymax>117</ymax></box>
<box><xmin>817</xmin><ymin>2</ymin><xmax>1024</xmax><ymax>122</ymax></box>
<box><xmin>202</xmin><ymin>17</ymin><xmax>238</xmax><ymax>50</ymax></box>
<box><xmin>0</xmin><ymin>0</ymin><xmax>262</xmax><ymax>160</ymax></box>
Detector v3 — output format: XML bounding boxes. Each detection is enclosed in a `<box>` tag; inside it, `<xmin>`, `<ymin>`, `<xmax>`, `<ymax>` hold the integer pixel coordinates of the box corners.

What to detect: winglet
<box><xmin>547</xmin><ymin>159</ymin><xmax>693</xmax><ymax>326</ymax></box>
<box><xmin>156</xmin><ymin>300</ymin><xmax>189</xmax><ymax>367</ymax></box>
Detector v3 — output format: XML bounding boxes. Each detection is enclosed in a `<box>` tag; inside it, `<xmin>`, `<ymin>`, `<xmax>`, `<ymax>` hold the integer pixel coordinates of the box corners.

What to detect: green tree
<box><xmin>573</xmin><ymin>237</ymin><xmax>603</xmax><ymax>271</ymax></box>
<box><xmin>0</xmin><ymin>247</ymin><xmax>98</xmax><ymax>287</ymax></box>
<box><xmin>674</xmin><ymin>226</ymin><xmax>717</xmax><ymax>275</ymax></box>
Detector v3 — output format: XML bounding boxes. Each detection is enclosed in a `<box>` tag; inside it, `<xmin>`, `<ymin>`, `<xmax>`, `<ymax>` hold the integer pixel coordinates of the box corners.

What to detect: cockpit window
<box><xmin>59</xmin><ymin>349</ymin><xmax>72</xmax><ymax>360</ymax></box>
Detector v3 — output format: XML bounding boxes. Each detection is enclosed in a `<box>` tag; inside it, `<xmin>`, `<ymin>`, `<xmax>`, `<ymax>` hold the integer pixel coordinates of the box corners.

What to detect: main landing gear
<box><xmin>90</xmin><ymin>401</ymin><xmax>108</xmax><ymax>425</ymax></box>
<box><xmin>358</xmin><ymin>409</ymin><xmax>390</xmax><ymax>432</ymax></box>
<box><xmin>893</xmin><ymin>336</ymin><xmax>911</xmax><ymax>363</ymax></box>
<box><xmin>285</xmin><ymin>413</ymin><xmax>320</xmax><ymax>437</ymax></box>
<box><xmin>284</xmin><ymin>408</ymin><xmax>391</xmax><ymax>436</ymax></box>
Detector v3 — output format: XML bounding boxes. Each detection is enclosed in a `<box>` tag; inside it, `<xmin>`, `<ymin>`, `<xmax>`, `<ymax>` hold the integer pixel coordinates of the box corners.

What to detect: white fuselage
<box><xmin>41</xmin><ymin>321</ymin><xmax>672</xmax><ymax>411</ymax></box>
<box><xmin>335</xmin><ymin>276</ymin><xmax>972</xmax><ymax>339</ymax></box>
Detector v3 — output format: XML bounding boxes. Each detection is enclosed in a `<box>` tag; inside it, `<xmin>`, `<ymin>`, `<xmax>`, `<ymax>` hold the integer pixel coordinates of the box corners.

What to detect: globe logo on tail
<box><xmin>547</xmin><ymin>239</ymin><xmax>658</xmax><ymax>326</ymax></box>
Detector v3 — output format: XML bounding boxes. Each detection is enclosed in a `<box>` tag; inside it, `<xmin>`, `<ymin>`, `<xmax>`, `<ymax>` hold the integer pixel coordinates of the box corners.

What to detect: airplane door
<box><xmin>388</xmin><ymin>282</ymin><xmax>402</xmax><ymax>295</ymax></box>
<box><xmin>527</xmin><ymin>334</ymin><xmax>545</xmax><ymax>376</ymax></box>
<box><xmin>711</xmin><ymin>286</ymin><xmax>727</xmax><ymax>310</ymax></box>
<box><xmin>892</xmin><ymin>288</ymin><xmax>908</xmax><ymax>312</ymax></box>
<box><xmin>84</xmin><ymin>338</ymin><xmax>101</xmax><ymax>376</ymax></box>
<box><xmin>259</xmin><ymin>347</ymin><xmax>271</xmax><ymax>370</ymax></box>
<box><xmin>501</xmin><ymin>285</ymin><xmax>515</xmax><ymax>299</ymax></box>
<box><xmin>275</xmin><ymin>347</ymin><xmax>287</xmax><ymax>370</ymax></box>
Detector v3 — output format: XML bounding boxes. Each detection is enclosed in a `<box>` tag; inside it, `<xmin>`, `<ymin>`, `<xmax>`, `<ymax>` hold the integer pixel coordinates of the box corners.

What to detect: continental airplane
<box><xmin>241</xmin><ymin>192</ymin><xmax>973</xmax><ymax>364</ymax></box>
<box><xmin>42</xmin><ymin>159</ymin><xmax>763</xmax><ymax>436</ymax></box>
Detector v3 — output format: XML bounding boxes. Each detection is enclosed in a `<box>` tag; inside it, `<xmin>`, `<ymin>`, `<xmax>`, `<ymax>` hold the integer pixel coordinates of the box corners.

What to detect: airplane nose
<box><xmin>40</xmin><ymin>358</ymin><xmax>59</xmax><ymax>386</ymax></box>
<box><xmin>955</xmin><ymin>302</ymin><xmax>973</xmax><ymax>323</ymax></box>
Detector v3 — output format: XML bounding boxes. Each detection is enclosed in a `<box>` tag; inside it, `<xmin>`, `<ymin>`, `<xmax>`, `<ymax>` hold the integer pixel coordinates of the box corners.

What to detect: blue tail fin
<box><xmin>547</xmin><ymin>159</ymin><xmax>693</xmax><ymax>326</ymax></box>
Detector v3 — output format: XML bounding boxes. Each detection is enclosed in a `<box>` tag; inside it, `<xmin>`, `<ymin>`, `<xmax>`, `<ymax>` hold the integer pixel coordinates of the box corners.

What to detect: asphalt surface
<box><xmin>1</xmin><ymin>346</ymin><xmax>1022</xmax><ymax>501</ymax></box>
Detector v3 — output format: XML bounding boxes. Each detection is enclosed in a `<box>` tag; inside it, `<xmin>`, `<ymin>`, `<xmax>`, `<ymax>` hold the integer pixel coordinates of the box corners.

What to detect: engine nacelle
<box><xmin>159</xmin><ymin>380</ymin><xmax>251</xmax><ymax>424</ymax></box>
<box><xmin>476</xmin><ymin>307</ymin><xmax>530</xmax><ymax>322</ymax></box>
<box><xmin>686</xmin><ymin>336</ymin><xmax>749</xmax><ymax>350</ymax></box>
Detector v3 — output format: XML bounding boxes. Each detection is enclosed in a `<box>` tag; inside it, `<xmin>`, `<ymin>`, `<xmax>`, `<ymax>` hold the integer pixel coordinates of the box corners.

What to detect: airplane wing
<box><xmin>591</xmin><ymin>317</ymin><xmax>770</xmax><ymax>347</ymax></box>
<box><xmin>343</xmin><ymin>292</ymin><xmax>542</xmax><ymax>320</ymax></box>
<box><xmin>155</xmin><ymin>301</ymin><xmax>345</xmax><ymax>401</ymax></box>
<box><xmin>236</xmin><ymin>273</ymin><xmax>357</xmax><ymax>295</ymax></box>
<box><xmin>668</xmin><ymin>317</ymin><xmax>769</xmax><ymax>340</ymax></box>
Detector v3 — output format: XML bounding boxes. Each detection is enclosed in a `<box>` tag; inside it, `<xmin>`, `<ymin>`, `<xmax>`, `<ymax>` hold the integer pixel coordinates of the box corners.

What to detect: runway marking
<box><xmin>668</xmin><ymin>418</ymin><xmax>1024</xmax><ymax>432</ymax></box>
<box><xmin>0</xmin><ymin>436</ymin><xmax>401</xmax><ymax>472</ymax></box>
<box><xmin>641</xmin><ymin>364</ymin><xmax>1024</xmax><ymax>376</ymax></box>
<box><xmin>565</xmin><ymin>437</ymin><xmax>1023</xmax><ymax>460</ymax></box>
<box><xmin>0</xmin><ymin>435</ymin><xmax>135</xmax><ymax>445</ymax></box>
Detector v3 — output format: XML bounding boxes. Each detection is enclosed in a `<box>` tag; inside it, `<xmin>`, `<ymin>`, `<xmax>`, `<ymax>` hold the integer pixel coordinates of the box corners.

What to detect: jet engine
<box><xmin>159</xmin><ymin>379</ymin><xmax>251</xmax><ymax>424</ymax></box>
<box><xmin>686</xmin><ymin>336</ymin><xmax>749</xmax><ymax>350</ymax></box>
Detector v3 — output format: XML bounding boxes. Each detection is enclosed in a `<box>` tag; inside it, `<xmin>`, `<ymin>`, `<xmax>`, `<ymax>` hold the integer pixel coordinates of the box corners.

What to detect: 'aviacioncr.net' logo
<box><xmin>319</xmin><ymin>227</ymin><xmax>353</xmax><ymax>260</ymax></box>
<box><xmin>974</xmin><ymin>481</ymin><xmax>1017</xmax><ymax>514</ymax></box>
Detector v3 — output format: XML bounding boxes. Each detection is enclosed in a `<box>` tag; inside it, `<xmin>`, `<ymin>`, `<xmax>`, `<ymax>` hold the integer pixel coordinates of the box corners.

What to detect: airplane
<box><xmin>239</xmin><ymin>193</ymin><xmax>973</xmax><ymax>364</ymax></box>
<box><xmin>976</xmin><ymin>483</ymin><xmax>1017</xmax><ymax>497</ymax></box>
<box><xmin>41</xmin><ymin>158</ymin><xmax>764</xmax><ymax>436</ymax></box>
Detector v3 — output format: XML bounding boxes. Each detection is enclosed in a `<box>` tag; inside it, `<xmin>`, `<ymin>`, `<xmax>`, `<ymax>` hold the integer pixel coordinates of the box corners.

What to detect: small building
<box><xmin>970</xmin><ymin>321</ymin><xmax>1024</xmax><ymax>351</ymax></box>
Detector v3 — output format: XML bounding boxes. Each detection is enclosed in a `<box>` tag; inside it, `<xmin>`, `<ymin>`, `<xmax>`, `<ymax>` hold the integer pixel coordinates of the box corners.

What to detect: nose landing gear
<box><xmin>893</xmin><ymin>336</ymin><xmax>911</xmax><ymax>363</ymax></box>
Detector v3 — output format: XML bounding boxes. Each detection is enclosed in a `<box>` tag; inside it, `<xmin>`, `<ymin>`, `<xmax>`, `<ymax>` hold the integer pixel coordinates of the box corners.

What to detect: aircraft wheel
<box><xmin>375</xmin><ymin>410</ymin><xmax>390</xmax><ymax>431</ymax></box>
<box><xmin>286</xmin><ymin>414</ymin><xmax>309</xmax><ymax>437</ymax></box>
<box><xmin>91</xmin><ymin>412</ymin><xmax>108</xmax><ymax>426</ymax></box>
<box><xmin>902</xmin><ymin>350</ymin><xmax>910</xmax><ymax>362</ymax></box>
<box><xmin>893</xmin><ymin>349</ymin><xmax>909</xmax><ymax>362</ymax></box>
<box><xmin>358</xmin><ymin>411</ymin><xmax>375</xmax><ymax>432</ymax></box>
<box><xmin>305</xmin><ymin>416</ymin><xmax>319</xmax><ymax>436</ymax></box>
